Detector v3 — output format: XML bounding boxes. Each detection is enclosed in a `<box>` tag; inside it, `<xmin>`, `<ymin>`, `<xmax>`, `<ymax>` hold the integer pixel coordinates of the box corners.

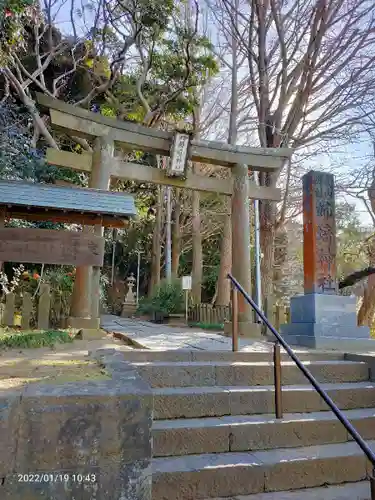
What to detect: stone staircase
<box><xmin>123</xmin><ymin>349</ymin><xmax>375</xmax><ymax>499</ymax></box>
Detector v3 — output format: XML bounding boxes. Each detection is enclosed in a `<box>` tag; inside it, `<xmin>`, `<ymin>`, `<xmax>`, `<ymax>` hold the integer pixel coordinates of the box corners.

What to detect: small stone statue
<box><xmin>124</xmin><ymin>274</ymin><xmax>136</xmax><ymax>304</ymax></box>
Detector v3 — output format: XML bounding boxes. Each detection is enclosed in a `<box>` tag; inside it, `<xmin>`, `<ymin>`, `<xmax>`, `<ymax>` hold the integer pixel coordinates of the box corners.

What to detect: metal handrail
<box><xmin>227</xmin><ymin>273</ymin><xmax>375</xmax><ymax>471</ymax></box>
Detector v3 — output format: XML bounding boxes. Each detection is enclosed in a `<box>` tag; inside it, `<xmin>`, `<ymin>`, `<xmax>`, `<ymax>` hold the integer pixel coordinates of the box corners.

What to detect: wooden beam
<box><xmin>4</xmin><ymin>207</ymin><xmax>128</xmax><ymax>228</ymax></box>
<box><xmin>37</xmin><ymin>93</ymin><xmax>169</xmax><ymax>140</ymax></box>
<box><xmin>111</xmin><ymin>160</ymin><xmax>234</xmax><ymax>195</ymax></box>
<box><xmin>113</xmin><ymin>161</ymin><xmax>281</xmax><ymax>201</ymax></box>
<box><xmin>190</xmin><ymin>141</ymin><xmax>290</xmax><ymax>170</ymax></box>
<box><xmin>49</xmin><ymin>109</ymin><xmax>170</xmax><ymax>156</ymax></box>
<box><xmin>47</xmin><ymin>148</ymin><xmax>92</xmax><ymax>172</ymax></box>
<box><xmin>0</xmin><ymin>228</ymin><xmax>105</xmax><ymax>266</ymax></box>
<box><xmin>46</xmin><ymin>149</ymin><xmax>281</xmax><ymax>201</ymax></box>
<box><xmin>37</xmin><ymin>93</ymin><xmax>292</xmax><ymax>171</ymax></box>
<box><xmin>54</xmin><ymin>180</ymin><xmax>79</xmax><ymax>187</ymax></box>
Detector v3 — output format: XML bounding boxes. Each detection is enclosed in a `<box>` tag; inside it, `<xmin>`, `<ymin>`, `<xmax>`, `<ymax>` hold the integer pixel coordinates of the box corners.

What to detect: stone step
<box><xmin>122</xmin><ymin>349</ymin><xmax>345</xmax><ymax>363</ymax></box>
<box><xmin>135</xmin><ymin>360</ymin><xmax>369</xmax><ymax>388</ymax></box>
<box><xmin>203</xmin><ymin>481</ymin><xmax>371</xmax><ymax>500</ymax></box>
<box><xmin>153</xmin><ymin>408</ymin><xmax>375</xmax><ymax>457</ymax></box>
<box><xmin>153</xmin><ymin>382</ymin><xmax>375</xmax><ymax>419</ymax></box>
<box><xmin>152</xmin><ymin>440</ymin><xmax>374</xmax><ymax>499</ymax></box>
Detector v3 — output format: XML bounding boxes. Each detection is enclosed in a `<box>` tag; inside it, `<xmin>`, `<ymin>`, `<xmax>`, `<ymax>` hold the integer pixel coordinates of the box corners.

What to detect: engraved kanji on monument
<box><xmin>303</xmin><ymin>171</ymin><xmax>337</xmax><ymax>294</ymax></box>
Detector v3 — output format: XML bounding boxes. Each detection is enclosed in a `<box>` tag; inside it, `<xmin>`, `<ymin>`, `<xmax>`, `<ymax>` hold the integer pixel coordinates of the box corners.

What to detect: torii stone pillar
<box><xmin>228</xmin><ymin>164</ymin><xmax>262</xmax><ymax>338</ymax></box>
<box><xmin>90</xmin><ymin>136</ymin><xmax>113</xmax><ymax>319</ymax></box>
<box><xmin>69</xmin><ymin>136</ymin><xmax>112</xmax><ymax>329</ymax></box>
<box><xmin>281</xmin><ymin>170</ymin><xmax>373</xmax><ymax>350</ymax></box>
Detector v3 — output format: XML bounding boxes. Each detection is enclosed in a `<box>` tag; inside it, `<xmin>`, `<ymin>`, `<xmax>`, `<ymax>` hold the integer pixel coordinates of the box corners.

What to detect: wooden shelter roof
<box><xmin>0</xmin><ymin>180</ymin><xmax>136</xmax><ymax>216</ymax></box>
<box><xmin>0</xmin><ymin>180</ymin><xmax>136</xmax><ymax>227</ymax></box>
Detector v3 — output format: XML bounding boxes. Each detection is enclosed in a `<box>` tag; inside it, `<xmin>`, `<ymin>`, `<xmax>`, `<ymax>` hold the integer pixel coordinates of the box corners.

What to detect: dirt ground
<box><xmin>0</xmin><ymin>332</ymin><xmax>130</xmax><ymax>389</ymax></box>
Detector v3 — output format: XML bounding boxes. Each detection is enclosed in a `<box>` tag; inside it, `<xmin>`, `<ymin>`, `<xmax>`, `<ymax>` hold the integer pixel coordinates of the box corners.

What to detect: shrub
<box><xmin>137</xmin><ymin>279</ymin><xmax>184</xmax><ymax>316</ymax></box>
<box><xmin>0</xmin><ymin>329</ymin><xmax>74</xmax><ymax>349</ymax></box>
<box><xmin>0</xmin><ymin>265</ymin><xmax>76</xmax><ymax>328</ymax></box>
<box><xmin>188</xmin><ymin>322</ymin><xmax>224</xmax><ymax>331</ymax></box>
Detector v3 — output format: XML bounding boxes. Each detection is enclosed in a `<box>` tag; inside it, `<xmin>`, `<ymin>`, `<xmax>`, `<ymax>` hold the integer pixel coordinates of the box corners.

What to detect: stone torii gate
<box><xmin>37</xmin><ymin>93</ymin><xmax>292</xmax><ymax>336</ymax></box>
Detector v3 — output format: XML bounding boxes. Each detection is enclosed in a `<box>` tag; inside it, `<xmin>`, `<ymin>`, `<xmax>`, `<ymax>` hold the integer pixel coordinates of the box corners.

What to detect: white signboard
<box><xmin>168</xmin><ymin>133</ymin><xmax>189</xmax><ymax>177</ymax></box>
<box><xmin>182</xmin><ymin>275</ymin><xmax>192</xmax><ymax>290</ymax></box>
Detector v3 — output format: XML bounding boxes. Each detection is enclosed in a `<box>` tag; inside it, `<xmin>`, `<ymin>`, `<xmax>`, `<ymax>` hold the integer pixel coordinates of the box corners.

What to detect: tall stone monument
<box><xmin>281</xmin><ymin>171</ymin><xmax>374</xmax><ymax>350</ymax></box>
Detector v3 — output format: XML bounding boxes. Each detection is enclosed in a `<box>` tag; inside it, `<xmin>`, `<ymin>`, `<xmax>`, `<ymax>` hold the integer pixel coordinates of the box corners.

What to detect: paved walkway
<box><xmin>101</xmin><ymin>315</ymin><xmax>279</xmax><ymax>351</ymax></box>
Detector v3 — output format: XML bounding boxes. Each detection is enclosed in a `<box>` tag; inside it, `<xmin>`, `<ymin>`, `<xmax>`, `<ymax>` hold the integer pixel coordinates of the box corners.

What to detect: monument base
<box><xmin>224</xmin><ymin>321</ymin><xmax>262</xmax><ymax>338</ymax></box>
<box><xmin>77</xmin><ymin>328</ymin><xmax>107</xmax><ymax>340</ymax></box>
<box><xmin>121</xmin><ymin>303</ymin><xmax>137</xmax><ymax>318</ymax></box>
<box><xmin>280</xmin><ymin>293</ymin><xmax>374</xmax><ymax>351</ymax></box>
<box><xmin>278</xmin><ymin>331</ymin><xmax>375</xmax><ymax>351</ymax></box>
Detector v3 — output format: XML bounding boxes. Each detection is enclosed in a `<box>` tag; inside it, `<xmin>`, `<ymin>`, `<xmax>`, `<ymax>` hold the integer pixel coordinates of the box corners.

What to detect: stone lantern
<box><xmin>125</xmin><ymin>274</ymin><xmax>136</xmax><ymax>304</ymax></box>
<box><xmin>121</xmin><ymin>273</ymin><xmax>137</xmax><ymax>317</ymax></box>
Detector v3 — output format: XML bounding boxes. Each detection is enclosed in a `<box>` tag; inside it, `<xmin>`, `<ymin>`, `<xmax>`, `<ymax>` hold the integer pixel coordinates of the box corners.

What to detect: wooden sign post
<box><xmin>168</xmin><ymin>133</ymin><xmax>190</xmax><ymax>178</ymax></box>
<box><xmin>182</xmin><ymin>276</ymin><xmax>192</xmax><ymax>323</ymax></box>
<box><xmin>0</xmin><ymin>228</ymin><xmax>105</xmax><ymax>266</ymax></box>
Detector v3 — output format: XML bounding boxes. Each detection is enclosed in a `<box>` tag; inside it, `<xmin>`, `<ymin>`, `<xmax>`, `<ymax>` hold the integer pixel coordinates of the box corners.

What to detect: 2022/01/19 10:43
<box><xmin>17</xmin><ymin>473</ymin><xmax>97</xmax><ymax>483</ymax></box>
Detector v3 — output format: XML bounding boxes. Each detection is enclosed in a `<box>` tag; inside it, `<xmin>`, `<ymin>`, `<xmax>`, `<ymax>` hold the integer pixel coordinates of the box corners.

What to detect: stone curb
<box><xmin>104</xmin><ymin>329</ymin><xmax>150</xmax><ymax>349</ymax></box>
<box><xmin>0</xmin><ymin>348</ymin><xmax>153</xmax><ymax>500</ymax></box>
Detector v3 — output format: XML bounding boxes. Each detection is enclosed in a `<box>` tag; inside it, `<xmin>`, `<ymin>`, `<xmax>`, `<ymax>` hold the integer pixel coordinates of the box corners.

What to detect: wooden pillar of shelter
<box><xmin>69</xmin><ymin>136</ymin><xmax>112</xmax><ymax>329</ymax></box>
<box><xmin>69</xmin><ymin>266</ymin><xmax>92</xmax><ymax>326</ymax></box>
<box><xmin>230</xmin><ymin>164</ymin><xmax>261</xmax><ymax>337</ymax></box>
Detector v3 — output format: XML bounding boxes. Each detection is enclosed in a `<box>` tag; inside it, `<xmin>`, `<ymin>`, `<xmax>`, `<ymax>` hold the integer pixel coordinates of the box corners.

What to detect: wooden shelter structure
<box><xmin>0</xmin><ymin>180</ymin><xmax>136</xmax><ymax>328</ymax></box>
<box><xmin>36</xmin><ymin>93</ymin><xmax>293</xmax><ymax>336</ymax></box>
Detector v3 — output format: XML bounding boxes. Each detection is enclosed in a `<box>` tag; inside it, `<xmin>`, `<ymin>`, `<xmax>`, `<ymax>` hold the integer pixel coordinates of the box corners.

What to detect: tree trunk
<box><xmin>259</xmin><ymin>169</ymin><xmax>278</xmax><ymax>300</ymax></box>
<box><xmin>149</xmin><ymin>186</ymin><xmax>162</xmax><ymax>296</ymax></box>
<box><xmin>358</xmin><ymin>157</ymin><xmax>375</xmax><ymax>325</ymax></box>
<box><xmin>172</xmin><ymin>188</ymin><xmax>181</xmax><ymax>278</ymax></box>
<box><xmin>216</xmin><ymin>0</ymin><xmax>238</xmax><ymax>307</ymax></box>
<box><xmin>191</xmin><ymin>186</ymin><xmax>202</xmax><ymax>303</ymax></box>
<box><xmin>215</xmin><ymin>197</ymin><xmax>232</xmax><ymax>305</ymax></box>
<box><xmin>260</xmin><ymin>209</ymin><xmax>276</xmax><ymax>299</ymax></box>
<box><xmin>3</xmin><ymin>69</ymin><xmax>59</xmax><ymax>149</ymax></box>
<box><xmin>358</xmin><ymin>276</ymin><xmax>375</xmax><ymax>326</ymax></box>
<box><xmin>272</xmin><ymin>227</ymin><xmax>288</xmax><ymax>299</ymax></box>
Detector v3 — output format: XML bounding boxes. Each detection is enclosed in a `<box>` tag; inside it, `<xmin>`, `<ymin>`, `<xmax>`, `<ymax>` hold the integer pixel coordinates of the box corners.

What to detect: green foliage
<box><xmin>44</xmin><ymin>268</ymin><xmax>75</xmax><ymax>294</ymax></box>
<box><xmin>0</xmin><ymin>102</ymin><xmax>82</xmax><ymax>187</ymax></box>
<box><xmin>0</xmin><ymin>329</ymin><xmax>74</xmax><ymax>349</ymax></box>
<box><xmin>136</xmin><ymin>296</ymin><xmax>159</xmax><ymax>315</ymax></box>
<box><xmin>188</xmin><ymin>322</ymin><xmax>224</xmax><ymax>330</ymax></box>
<box><xmin>137</xmin><ymin>279</ymin><xmax>184</xmax><ymax>315</ymax></box>
<box><xmin>202</xmin><ymin>265</ymin><xmax>219</xmax><ymax>301</ymax></box>
<box><xmin>101</xmin><ymin>15</ymin><xmax>218</xmax><ymax>122</ymax></box>
<box><xmin>137</xmin><ymin>0</ymin><xmax>174</xmax><ymax>28</ymax></box>
<box><xmin>0</xmin><ymin>265</ymin><xmax>76</xmax><ymax>327</ymax></box>
<box><xmin>0</xmin><ymin>0</ymin><xmax>34</xmax><ymax>57</ymax></box>
<box><xmin>0</xmin><ymin>103</ymin><xmax>44</xmax><ymax>180</ymax></box>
